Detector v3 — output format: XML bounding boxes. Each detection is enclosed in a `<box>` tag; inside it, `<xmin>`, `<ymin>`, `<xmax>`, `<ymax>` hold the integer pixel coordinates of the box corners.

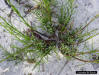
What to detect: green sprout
<box><xmin>0</xmin><ymin>0</ymin><xmax>99</xmax><ymax>70</ymax></box>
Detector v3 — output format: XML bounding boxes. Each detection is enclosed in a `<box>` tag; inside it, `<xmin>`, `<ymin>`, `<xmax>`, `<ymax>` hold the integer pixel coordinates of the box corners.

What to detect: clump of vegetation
<box><xmin>0</xmin><ymin>0</ymin><xmax>99</xmax><ymax>70</ymax></box>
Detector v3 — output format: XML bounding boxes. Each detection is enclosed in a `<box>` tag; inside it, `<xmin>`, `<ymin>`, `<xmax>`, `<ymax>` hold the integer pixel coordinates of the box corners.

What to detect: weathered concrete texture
<box><xmin>0</xmin><ymin>0</ymin><xmax>99</xmax><ymax>75</ymax></box>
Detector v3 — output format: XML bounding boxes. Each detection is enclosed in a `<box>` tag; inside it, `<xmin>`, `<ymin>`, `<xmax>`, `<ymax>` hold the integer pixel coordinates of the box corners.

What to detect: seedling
<box><xmin>0</xmin><ymin>0</ymin><xmax>99</xmax><ymax>70</ymax></box>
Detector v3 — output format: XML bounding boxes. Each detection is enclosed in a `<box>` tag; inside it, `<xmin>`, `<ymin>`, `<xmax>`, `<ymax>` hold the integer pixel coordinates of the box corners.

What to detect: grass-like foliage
<box><xmin>0</xmin><ymin>0</ymin><xmax>99</xmax><ymax>69</ymax></box>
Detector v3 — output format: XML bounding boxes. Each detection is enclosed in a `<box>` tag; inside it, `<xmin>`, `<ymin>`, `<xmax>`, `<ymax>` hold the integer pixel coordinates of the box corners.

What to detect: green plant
<box><xmin>0</xmin><ymin>0</ymin><xmax>99</xmax><ymax>70</ymax></box>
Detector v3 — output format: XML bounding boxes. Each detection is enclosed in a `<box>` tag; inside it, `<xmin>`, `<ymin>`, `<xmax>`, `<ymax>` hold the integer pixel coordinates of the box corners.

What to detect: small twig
<box><xmin>57</xmin><ymin>60</ymin><xmax>69</xmax><ymax>75</ymax></box>
<box><xmin>8</xmin><ymin>10</ymin><xmax>13</xmax><ymax>17</ymax></box>
<box><xmin>25</xmin><ymin>29</ymin><xmax>56</xmax><ymax>41</ymax></box>
<box><xmin>73</xmin><ymin>56</ymin><xmax>99</xmax><ymax>63</ymax></box>
<box><xmin>76</xmin><ymin>50</ymin><xmax>99</xmax><ymax>56</ymax></box>
<box><xmin>7</xmin><ymin>9</ymin><xmax>13</xmax><ymax>23</ymax></box>
<box><xmin>26</xmin><ymin>5</ymin><xmax>40</xmax><ymax>13</ymax></box>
